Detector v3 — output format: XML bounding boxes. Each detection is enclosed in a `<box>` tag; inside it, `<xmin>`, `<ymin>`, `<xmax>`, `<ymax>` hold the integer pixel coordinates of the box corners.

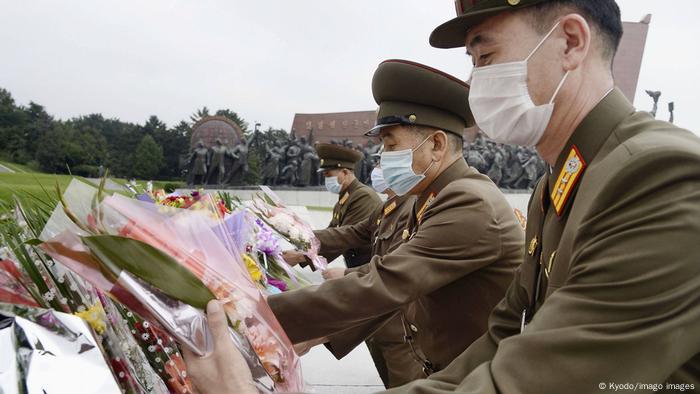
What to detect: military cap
<box><xmin>365</xmin><ymin>59</ymin><xmax>473</xmax><ymax>137</ymax></box>
<box><xmin>430</xmin><ymin>0</ymin><xmax>549</xmax><ymax>49</ymax></box>
<box><xmin>315</xmin><ymin>143</ymin><xmax>363</xmax><ymax>171</ymax></box>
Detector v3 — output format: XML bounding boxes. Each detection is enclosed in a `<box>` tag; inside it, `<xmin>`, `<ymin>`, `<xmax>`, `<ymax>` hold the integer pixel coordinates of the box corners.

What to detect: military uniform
<box><xmin>380</xmin><ymin>2</ymin><xmax>700</xmax><ymax>393</ymax></box>
<box><xmin>313</xmin><ymin>143</ymin><xmax>382</xmax><ymax>268</ymax></box>
<box><xmin>315</xmin><ymin>194</ymin><xmax>424</xmax><ymax>387</ymax></box>
<box><xmin>268</xmin><ymin>59</ymin><xmax>524</xmax><ymax>378</ymax></box>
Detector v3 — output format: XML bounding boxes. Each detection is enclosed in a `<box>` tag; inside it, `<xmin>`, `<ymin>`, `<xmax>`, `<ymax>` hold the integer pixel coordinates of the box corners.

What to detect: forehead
<box><xmin>465</xmin><ymin>11</ymin><xmax>532</xmax><ymax>52</ymax></box>
<box><xmin>378</xmin><ymin>125</ymin><xmax>417</xmax><ymax>143</ymax></box>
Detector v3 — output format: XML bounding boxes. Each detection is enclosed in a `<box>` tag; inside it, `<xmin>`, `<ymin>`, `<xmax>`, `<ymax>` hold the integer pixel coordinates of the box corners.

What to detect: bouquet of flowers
<box><xmin>0</xmin><ymin>194</ymin><xmax>179</xmax><ymax>393</ymax></box>
<box><xmin>39</xmin><ymin>180</ymin><xmax>305</xmax><ymax>392</ymax></box>
<box><xmin>222</xmin><ymin>210</ymin><xmax>311</xmax><ymax>294</ymax></box>
<box><xmin>247</xmin><ymin>186</ymin><xmax>327</xmax><ymax>271</ymax></box>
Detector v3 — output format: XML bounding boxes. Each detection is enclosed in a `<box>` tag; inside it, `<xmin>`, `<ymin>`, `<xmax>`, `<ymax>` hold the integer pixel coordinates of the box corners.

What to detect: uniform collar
<box><xmin>415</xmin><ymin>158</ymin><xmax>472</xmax><ymax>211</ymax></box>
<box><xmin>384</xmin><ymin>193</ymin><xmax>413</xmax><ymax>218</ymax></box>
<box><xmin>548</xmin><ymin>88</ymin><xmax>635</xmax><ymax>197</ymax></box>
<box><xmin>340</xmin><ymin>178</ymin><xmax>361</xmax><ymax>199</ymax></box>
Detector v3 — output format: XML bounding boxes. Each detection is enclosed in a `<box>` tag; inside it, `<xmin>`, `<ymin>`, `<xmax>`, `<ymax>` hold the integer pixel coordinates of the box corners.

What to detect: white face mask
<box><xmin>468</xmin><ymin>21</ymin><xmax>570</xmax><ymax>147</ymax></box>
<box><xmin>370</xmin><ymin>167</ymin><xmax>389</xmax><ymax>194</ymax></box>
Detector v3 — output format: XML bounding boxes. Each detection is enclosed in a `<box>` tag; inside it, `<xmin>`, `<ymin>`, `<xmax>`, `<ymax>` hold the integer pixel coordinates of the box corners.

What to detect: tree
<box><xmin>190</xmin><ymin>106</ymin><xmax>210</xmax><ymax>124</ymax></box>
<box><xmin>131</xmin><ymin>134</ymin><xmax>164</xmax><ymax>179</ymax></box>
<box><xmin>215</xmin><ymin>109</ymin><xmax>249</xmax><ymax>133</ymax></box>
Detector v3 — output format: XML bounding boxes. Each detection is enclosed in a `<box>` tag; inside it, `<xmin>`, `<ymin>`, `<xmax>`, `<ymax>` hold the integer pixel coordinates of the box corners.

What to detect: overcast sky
<box><xmin>1</xmin><ymin>1</ymin><xmax>698</xmax><ymax>133</ymax></box>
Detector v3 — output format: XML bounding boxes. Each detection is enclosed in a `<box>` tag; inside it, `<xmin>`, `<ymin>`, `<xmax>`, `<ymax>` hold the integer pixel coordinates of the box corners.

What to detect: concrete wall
<box><xmin>179</xmin><ymin>188</ymin><xmax>533</xmax><ymax>216</ymax></box>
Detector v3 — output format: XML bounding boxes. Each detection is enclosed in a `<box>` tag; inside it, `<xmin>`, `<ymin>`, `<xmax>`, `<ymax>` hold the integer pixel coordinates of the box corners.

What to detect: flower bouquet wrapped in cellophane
<box><xmin>246</xmin><ymin>186</ymin><xmax>327</xmax><ymax>271</ymax></box>
<box><xmin>221</xmin><ymin>210</ymin><xmax>312</xmax><ymax>294</ymax></box>
<box><xmin>39</xmin><ymin>180</ymin><xmax>305</xmax><ymax>392</ymax></box>
<box><xmin>0</xmin><ymin>194</ymin><xmax>175</xmax><ymax>393</ymax></box>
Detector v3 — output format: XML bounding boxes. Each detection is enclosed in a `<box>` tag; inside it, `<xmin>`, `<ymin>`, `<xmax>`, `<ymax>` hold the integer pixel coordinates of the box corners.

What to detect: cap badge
<box><xmin>408</xmin><ymin>114</ymin><xmax>417</xmax><ymax>123</ymax></box>
<box><xmin>507</xmin><ymin>0</ymin><xmax>521</xmax><ymax>6</ymax></box>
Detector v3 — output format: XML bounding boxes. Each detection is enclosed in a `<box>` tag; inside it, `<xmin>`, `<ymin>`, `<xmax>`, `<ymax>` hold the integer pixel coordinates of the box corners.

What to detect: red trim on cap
<box><xmin>378</xmin><ymin>59</ymin><xmax>471</xmax><ymax>88</ymax></box>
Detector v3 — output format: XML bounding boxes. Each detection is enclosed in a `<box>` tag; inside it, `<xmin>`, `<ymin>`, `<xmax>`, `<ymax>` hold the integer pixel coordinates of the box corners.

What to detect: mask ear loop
<box><xmin>525</xmin><ymin>21</ymin><xmax>562</xmax><ymax>62</ymax></box>
<box><xmin>549</xmin><ymin>70</ymin><xmax>570</xmax><ymax>104</ymax></box>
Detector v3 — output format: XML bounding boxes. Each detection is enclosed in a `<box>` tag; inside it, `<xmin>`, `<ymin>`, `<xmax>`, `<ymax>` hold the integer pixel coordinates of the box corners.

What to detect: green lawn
<box><xmin>0</xmin><ymin>160</ymin><xmax>37</xmax><ymax>173</ymax></box>
<box><xmin>0</xmin><ymin>172</ymin><xmax>83</xmax><ymax>204</ymax></box>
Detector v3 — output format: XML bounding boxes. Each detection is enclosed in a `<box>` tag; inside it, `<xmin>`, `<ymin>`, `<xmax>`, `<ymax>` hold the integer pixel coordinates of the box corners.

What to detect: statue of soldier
<box><xmin>298</xmin><ymin>151</ymin><xmax>315</xmax><ymax>187</ymax></box>
<box><xmin>486</xmin><ymin>145</ymin><xmax>506</xmax><ymax>187</ymax></box>
<box><xmin>225</xmin><ymin>137</ymin><xmax>250</xmax><ymax>186</ymax></box>
<box><xmin>261</xmin><ymin>142</ymin><xmax>282</xmax><ymax>186</ymax></box>
<box><xmin>187</xmin><ymin>140</ymin><xmax>209</xmax><ymax>186</ymax></box>
<box><xmin>205</xmin><ymin>138</ymin><xmax>228</xmax><ymax>185</ymax></box>
<box><xmin>279</xmin><ymin>159</ymin><xmax>299</xmax><ymax>186</ymax></box>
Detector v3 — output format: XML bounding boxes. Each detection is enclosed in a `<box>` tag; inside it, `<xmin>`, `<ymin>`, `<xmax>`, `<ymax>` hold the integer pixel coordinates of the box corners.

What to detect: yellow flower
<box><xmin>75</xmin><ymin>303</ymin><xmax>107</xmax><ymax>335</ymax></box>
<box><xmin>242</xmin><ymin>254</ymin><xmax>263</xmax><ymax>282</ymax></box>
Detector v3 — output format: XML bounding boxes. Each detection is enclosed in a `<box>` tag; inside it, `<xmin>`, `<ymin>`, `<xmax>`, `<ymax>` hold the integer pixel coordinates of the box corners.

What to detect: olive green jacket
<box><xmin>322</xmin><ymin>178</ymin><xmax>382</xmax><ymax>268</ymax></box>
<box><xmin>269</xmin><ymin>159</ymin><xmax>523</xmax><ymax>373</ymax></box>
<box><xmin>387</xmin><ymin>89</ymin><xmax>700</xmax><ymax>393</ymax></box>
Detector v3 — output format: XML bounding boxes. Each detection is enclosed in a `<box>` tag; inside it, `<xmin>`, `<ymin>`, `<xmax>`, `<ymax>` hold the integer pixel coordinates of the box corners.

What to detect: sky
<box><xmin>0</xmin><ymin>0</ymin><xmax>698</xmax><ymax>133</ymax></box>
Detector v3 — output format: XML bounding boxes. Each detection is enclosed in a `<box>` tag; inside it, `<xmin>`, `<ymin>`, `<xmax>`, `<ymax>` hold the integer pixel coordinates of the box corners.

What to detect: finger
<box><xmin>206</xmin><ymin>299</ymin><xmax>230</xmax><ymax>348</ymax></box>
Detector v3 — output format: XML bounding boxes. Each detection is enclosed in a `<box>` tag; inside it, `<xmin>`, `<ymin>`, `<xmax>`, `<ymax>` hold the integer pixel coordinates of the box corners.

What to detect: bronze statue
<box><xmin>187</xmin><ymin>140</ymin><xmax>209</xmax><ymax>186</ymax></box>
<box><xmin>645</xmin><ymin>90</ymin><xmax>661</xmax><ymax>118</ymax></box>
<box><xmin>205</xmin><ymin>138</ymin><xmax>228</xmax><ymax>185</ymax></box>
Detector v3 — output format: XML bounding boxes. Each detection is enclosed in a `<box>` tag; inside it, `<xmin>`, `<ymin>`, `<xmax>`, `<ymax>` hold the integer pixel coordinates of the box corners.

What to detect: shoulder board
<box><xmin>551</xmin><ymin>146</ymin><xmax>586</xmax><ymax>216</ymax></box>
<box><xmin>417</xmin><ymin>193</ymin><xmax>436</xmax><ymax>224</ymax></box>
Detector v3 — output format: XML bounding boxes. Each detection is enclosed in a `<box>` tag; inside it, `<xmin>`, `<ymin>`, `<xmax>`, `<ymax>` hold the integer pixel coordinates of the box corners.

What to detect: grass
<box><xmin>0</xmin><ymin>172</ymin><xmax>81</xmax><ymax>203</ymax></box>
<box><xmin>0</xmin><ymin>160</ymin><xmax>36</xmax><ymax>173</ymax></box>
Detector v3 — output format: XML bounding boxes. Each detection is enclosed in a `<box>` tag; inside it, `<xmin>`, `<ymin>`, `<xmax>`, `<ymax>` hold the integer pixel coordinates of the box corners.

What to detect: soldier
<box><xmin>302</xmin><ymin>163</ymin><xmax>422</xmax><ymax>388</ymax></box>
<box><xmin>374</xmin><ymin>1</ymin><xmax>699</xmax><ymax>393</ymax></box>
<box><xmin>184</xmin><ymin>59</ymin><xmax>524</xmax><ymax>393</ymax></box>
<box><xmin>285</xmin><ymin>143</ymin><xmax>382</xmax><ymax>267</ymax></box>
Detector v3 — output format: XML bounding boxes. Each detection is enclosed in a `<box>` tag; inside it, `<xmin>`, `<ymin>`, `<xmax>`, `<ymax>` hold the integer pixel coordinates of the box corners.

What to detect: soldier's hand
<box><xmin>322</xmin><ymin>267</ymin><xmax>346</xmax><ymax>280</ymax></box>
<box><xmin>293</xmin><ymin>337</ymin><xmax>329</xmax><ymax>356</ymax></box>
<box><xmin>183</xmin><ymin>300</ymin><xmax>256</xmax><ymax>394</ymax></box>
<box><xmin>282</xmin><ymin>250</ymin><xmax>306</xmax><ymax>265</ymax></box>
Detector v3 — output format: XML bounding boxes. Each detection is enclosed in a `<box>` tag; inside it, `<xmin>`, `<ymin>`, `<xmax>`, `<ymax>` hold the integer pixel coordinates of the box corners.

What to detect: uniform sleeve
<box><xmin>268</xmin><ymin>183</ymin><xmax>503</xmax><ymax>344</ymax></box>
<box><xmin>314</xmin><ymin>204</ymin><xmax>381</xmax><ymax>257</ymax></box>
<box><xmin>386</xmin><ymin>149</ymin><xmax>700</xmax><ymax>394</ymax></box>
<box><xmin>323</xmin><ymin>311</ymin><xmax>398</xmax><ymax>359</ymax></box>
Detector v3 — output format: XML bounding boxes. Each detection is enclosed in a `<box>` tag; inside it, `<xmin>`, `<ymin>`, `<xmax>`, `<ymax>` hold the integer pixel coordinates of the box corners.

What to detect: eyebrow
<box><xmin>466</xmin><ymin>33</ymin><xmax>488</xmax><ymax>56</ymax></box>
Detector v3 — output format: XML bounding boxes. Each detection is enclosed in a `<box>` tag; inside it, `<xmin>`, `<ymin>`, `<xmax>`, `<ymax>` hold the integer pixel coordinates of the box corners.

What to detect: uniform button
<box><xmin>410</xmin><ymin>324</ymin><xmax>418</xmax><ymax>333</ymax></box>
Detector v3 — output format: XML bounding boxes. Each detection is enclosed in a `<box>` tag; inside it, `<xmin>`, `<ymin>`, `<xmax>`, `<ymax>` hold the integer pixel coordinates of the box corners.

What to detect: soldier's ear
<box><xmin>431</xmin><ymin>131</ymin><xmax>449</xmax><ymax>160</ymax></box>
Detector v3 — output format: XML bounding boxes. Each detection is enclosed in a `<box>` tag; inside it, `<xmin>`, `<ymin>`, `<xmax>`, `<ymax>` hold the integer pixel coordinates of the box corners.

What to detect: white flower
<box><xmin>155</xmin><ymin>357</ymin><xmax>161</xmax><ymax>363</ymax></box>
<box><xmin>148</xmin><ymin>345</ymin><xmax>156</xmax><ymax>352</ymax></box>
<box><xmin>143</xmin><ymin>321</ymin><xmax>150</xmax><ymax>329</ymax></box>
<box><xmin>163</xmin><ymin>347</ymin><xmax>172</xmax><ymax>354</ymax></box>
<box><xmin>141</xmin><ymin>333</ymin><xmax>150</xmax><ymax>341</ymax></box>
<box><xmin>57</xmin><ymin>276</ymin><xmax>65</xmax><ymax>284</ymax></box>
<box><xmin>43</xmin><ymin>291</ymin><xmax>55</xmax><ymax>301</ymax></box>
<box><xmin>126</xmin><ymin>311</ymin><xmax>133</xmax><ymax>317</ymax></box>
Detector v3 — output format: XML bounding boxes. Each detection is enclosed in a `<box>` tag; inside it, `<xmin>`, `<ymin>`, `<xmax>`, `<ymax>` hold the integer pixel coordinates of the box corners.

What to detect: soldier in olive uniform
<box><xmin>285</xmin><ymin>143</ymin><xmax>382</xmax><ymax>268</ymax></box>
<box><xmin>184</xmin><ymin>59</ymin><xmax>524</xmax><ymax>394</ymax></box>
<box><xmin>378</xmin><ymin>1</ymin><xmax>700</xmax><ymax>393</ymax></box>
<box><xmin>307</xmin><ymin>169</ymin><xmax>422</xmax><ymax>388</ymax></box>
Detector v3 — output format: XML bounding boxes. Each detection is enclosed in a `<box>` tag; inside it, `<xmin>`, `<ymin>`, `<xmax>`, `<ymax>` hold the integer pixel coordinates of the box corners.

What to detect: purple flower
<box><xmin>266</xmin><ymin>276</ymin><xmax>288</xmax><ymax>292</ymax></box>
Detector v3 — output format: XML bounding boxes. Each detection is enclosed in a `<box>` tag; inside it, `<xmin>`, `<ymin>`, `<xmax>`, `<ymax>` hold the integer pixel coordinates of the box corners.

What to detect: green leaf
<box><xmin>23</xmin><ymin>238</ymin><xmax>43</xmax><ymax>246</ymax></box>
<box><xmin>81</xmin><ymin>235</ymin><xmax>215</xmax><ymax>309</ymax></box>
